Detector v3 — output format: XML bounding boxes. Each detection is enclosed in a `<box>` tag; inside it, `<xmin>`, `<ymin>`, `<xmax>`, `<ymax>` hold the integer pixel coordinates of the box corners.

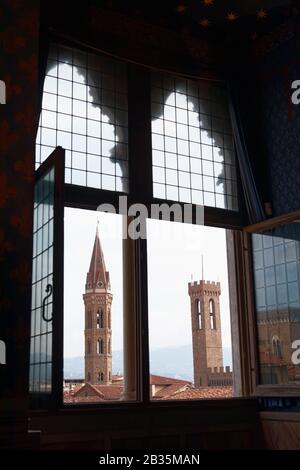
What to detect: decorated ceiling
<box><xmin>93</xmin><ymin>0</ymin><xmax>299</xmax><ymax>41</ymax></box>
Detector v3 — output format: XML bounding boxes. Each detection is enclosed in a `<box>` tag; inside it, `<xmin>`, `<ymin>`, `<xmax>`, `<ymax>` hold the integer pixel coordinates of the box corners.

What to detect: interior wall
<box><xmin>252</xmin><ymin>23</ymin><xmax>300</xmax><ymax>217</ymax></box>
<box><xmin>0</xmin><ymin>1</ymin><xmax>265</xmax><ymax>451</ymax></box>
<box><xmin>30</xmin><ymin>400</ymin><xmax>262</xmax><ymax>450</ymax></box>
<box><xmin>248</xmin><ymin>19</ymin><xmax>300</xmax><ymax>450</ymax></box>
<box><xmin>0</xmin><ymin>0</ymin><xmax>40</xmax><ymax>448</ymax></box>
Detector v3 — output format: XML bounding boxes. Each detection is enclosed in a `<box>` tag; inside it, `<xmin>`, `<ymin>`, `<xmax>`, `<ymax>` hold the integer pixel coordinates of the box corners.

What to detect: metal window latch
<box><xmin>42</xmin><ymin>284</ymin><xmax>53</xmax><ymax>322</ymax></box>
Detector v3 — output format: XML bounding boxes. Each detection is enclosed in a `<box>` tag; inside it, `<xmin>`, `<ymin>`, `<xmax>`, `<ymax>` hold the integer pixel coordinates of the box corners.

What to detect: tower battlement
<box><xmin>188</xmin><ymin>280</ymin><xmax>221</xmax><ymax>296</ymax></box>
<box><xmin>207</xmin><ymin>366</ymin><xmax>231</xmax><ymax>374</ymax></box>
<box><xmin>189</xmin><ymin>278</ymin><xmax>223</xmax><ymax>387</ymax></box>
<box><xmin>207</xmin><ymin>366</ymin><xmax>232</xmax><ymax>387</ymax></box>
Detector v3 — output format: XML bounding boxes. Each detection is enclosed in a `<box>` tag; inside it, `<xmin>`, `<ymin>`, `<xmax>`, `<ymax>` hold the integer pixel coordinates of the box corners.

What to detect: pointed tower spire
<box><xmin>83</xmin><ymin>220</ymin><xmax>113</xmax><ymax>386</ymax></box>
<box><xmin>86</xmin><ymin>221</ymin><xmax>110</xmax><ymax>291</ymax></box>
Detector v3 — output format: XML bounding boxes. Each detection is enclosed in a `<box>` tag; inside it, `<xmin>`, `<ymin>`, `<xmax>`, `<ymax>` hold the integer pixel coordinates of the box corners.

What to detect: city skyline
<box><xmin>64</xmin><ymin>208</ymin><xmax>232</xmax><ymax>367</ymax></box>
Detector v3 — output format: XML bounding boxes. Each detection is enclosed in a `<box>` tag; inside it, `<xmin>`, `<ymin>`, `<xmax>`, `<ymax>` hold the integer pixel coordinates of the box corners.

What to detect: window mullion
<box><xmin>128</xmin><ymin>64</ymin><xmax>153</xmax><ymax>203</ymax></box>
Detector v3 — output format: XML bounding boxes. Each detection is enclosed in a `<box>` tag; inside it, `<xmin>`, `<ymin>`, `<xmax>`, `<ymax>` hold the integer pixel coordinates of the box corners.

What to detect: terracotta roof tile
<box><xmin>93</xmin><ymin>385</ymin><xmax>123</xmax><ymax>400</ymax></box>
<box><xmin>149</xmin><ymin>374</ymin><xmax>191</xmax><ymax>385</ymax></box>
<box><xmin>163</xmin><ymin>386</ymin><xmax>233</xmax><ymax>400</ymax></box>
<box><xmin>73</xmin><ymin>382</ymin><xmax>123</xmax><ymax>401</ymax></box>
<box><xmin>153</xmin><ymin>383</ymin><xmax>189</xmax><ymax>398</ymax></box>
<box><xmin>68</xmin><ymin>377</ymin><xmax>232</xmax><ymax>402</ymax></box>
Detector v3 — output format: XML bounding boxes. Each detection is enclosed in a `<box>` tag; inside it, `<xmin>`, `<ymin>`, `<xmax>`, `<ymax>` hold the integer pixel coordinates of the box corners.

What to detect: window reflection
<box><xmin>252</xmin><ymin>222</ymin><xmax>300</xmax><ymax>385</ymax></box>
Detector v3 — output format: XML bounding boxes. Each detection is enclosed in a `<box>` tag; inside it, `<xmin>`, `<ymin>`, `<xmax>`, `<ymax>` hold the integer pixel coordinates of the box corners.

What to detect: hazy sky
<box><xmin>64</xmin><ymin>208</ymin><xmax>232</xmax><ymax>361</ymax></box>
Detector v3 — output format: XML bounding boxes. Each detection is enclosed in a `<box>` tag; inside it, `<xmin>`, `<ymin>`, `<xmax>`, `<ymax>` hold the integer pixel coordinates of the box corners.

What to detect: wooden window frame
<box><xmin>30</xmin><ymin>38</ymin><xmax>258</xmax><ymax>413</ymax></box>
<box><xmin>30</xmin><ymin>147</ymin><xmax>65</xmax><ymax>409</ymax></box>
<box><xmin>244</xmin><ymin>210</ymin><xmax>300</xmax><ymax>397</ymax></box>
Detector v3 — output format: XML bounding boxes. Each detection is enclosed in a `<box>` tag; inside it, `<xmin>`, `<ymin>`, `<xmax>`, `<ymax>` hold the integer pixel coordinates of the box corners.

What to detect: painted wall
<box><xmin>251</xmin><ymin>20</ymin><xmax>300</xmax><ymax>450</ymax></box>
<box><xmin>0</xmin><ymin>0</ymin><xmax>39</xmax><ymax>441</ymax></box>
<box><xmin>253</xmin><ymin>22</ymin><xmax>300</xmax><ymax>216</ymax></box>
<box><xmin>0</xmin><ymin>1</ymin><xmax>265</xmax><ymax>450</ymax></box>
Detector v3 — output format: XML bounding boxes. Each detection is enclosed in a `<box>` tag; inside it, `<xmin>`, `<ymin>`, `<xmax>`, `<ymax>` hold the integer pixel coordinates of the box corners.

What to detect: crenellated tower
<box><xmin>188</xmin><ymin>280</ymin><xmax>223</xmax><ymax>387</ymax></box>
<box><xmin>83</xmin><ymin>223</ymin><xmax>113</xmax><ymax>385</ymax></box>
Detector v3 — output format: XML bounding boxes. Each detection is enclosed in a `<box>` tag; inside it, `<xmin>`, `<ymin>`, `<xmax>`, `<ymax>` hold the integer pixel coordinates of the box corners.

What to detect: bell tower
<box><xmin>83</xmin><ymin>223</ymin><xmax>113</xmax><ymax>385</ymax></box>
<box><xmin>188</xmin><ymin>280</ymin><xmax>223</xmax><ymax>387</ymax></box>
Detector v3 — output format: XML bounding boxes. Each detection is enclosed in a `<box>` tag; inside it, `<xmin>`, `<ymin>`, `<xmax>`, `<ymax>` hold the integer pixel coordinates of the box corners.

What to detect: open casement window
<box><xmin>29</xmin><ymin>147</ymin><xmax>65</xmax><ymax>408</ymax></box>
<box><xmin>244</xmin><ymin>211</ymin><xmax>300</xmax><ymax>396</ymax></box>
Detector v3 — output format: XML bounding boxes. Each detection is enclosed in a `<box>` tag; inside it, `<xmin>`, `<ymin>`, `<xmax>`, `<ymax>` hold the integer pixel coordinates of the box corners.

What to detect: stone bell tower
<box><xmin>188</xmin><ymin>280</ymin><xmax>223</xmax><ymax>387</ymax></box>
<box><xmin>83</xmin><ymin>223</ymin><xmax>113</xmax><ymax>385</ymax></box>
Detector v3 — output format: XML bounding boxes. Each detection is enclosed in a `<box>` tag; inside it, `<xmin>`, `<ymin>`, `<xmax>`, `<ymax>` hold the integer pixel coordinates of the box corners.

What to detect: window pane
<box><xmin>151</xmin><ymin>72</ymin><xmax>238</xmax><ymax>210</ymax></box>
<box><xmin>252</xmin><ymin>222</ymin><xmax>300</xmax><ymax>385</ymax></box>
<box><xmin>63</xmin><ymin>209</ymin><xmax>136</xmax><ymax>403</ymax></box>
<box><xmin>30</xmin><ymin>168</ymin><xmax>54</xmax><ymax>396</ymax></box>
<box><xmin>147</xmin><ymin>220</ymin><xmax>235</xmax><ymax>400</ymax></box>
<box><xmin>36</xmin><ymin>44</ymin><xmax>128</xmax><ymax>193</ymax></box>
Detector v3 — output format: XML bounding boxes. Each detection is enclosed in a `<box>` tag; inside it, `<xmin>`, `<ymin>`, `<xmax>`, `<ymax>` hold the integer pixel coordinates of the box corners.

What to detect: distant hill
<box><xmin>64</xmin><ymin>345</ymin><xmax>232</xmax><ymax>381</ymax></box>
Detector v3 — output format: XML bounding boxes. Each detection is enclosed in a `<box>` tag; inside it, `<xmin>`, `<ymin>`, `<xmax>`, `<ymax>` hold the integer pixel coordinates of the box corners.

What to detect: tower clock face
<box><xmin>97</xmin><ymin>281</ymin><xmax>103</xmax><ymax>287</ymax></box>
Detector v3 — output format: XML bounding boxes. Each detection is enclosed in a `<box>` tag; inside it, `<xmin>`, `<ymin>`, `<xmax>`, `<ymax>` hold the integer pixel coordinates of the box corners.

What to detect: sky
<box><xmin>64</xmin><ymin>208</ymin><xmax>232</xmax><ymax>361</ymax></box>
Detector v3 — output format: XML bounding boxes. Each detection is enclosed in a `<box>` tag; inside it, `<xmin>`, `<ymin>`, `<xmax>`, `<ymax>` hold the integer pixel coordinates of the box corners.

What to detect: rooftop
<box><xmin>65</xmin><ymin>374</ymin><xmax>232</xmax><ymax>402</ymax></box>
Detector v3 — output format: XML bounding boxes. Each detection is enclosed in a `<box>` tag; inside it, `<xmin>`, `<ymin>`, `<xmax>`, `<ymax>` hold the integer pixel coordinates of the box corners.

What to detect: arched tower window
<box><xmin>209</xmin><ymin>299</ymin><xmax>216</xmax><ymax>330</ymax></box>
<box><xmin>97</xmin><ymin>309</ymin><xmax>104</xmax><ymax>329</ymax></box>
<box><xmin>277</xmin><ymin>340</ymin><xmax>282</xmax><ymax>358</ymax></box>
<box><xmin>272</xmin><ymin>336</ymin><xmax>282</xmax><ymax>358</ymax></box>
<box><xmin>87</xmin><ymin>310</ymin><xmax>92</xmax><ymax>329</ymax></box>
<box><xmin>108</xmin><ymin>339</ymin><xmax>111</xmax><ymax>355</ymax></box>
<box><xmin>97</xmin><ymin>339</ymin><xmax>103</xmax><ymax>355</ymax></box>
<box><xmin>97</xmin><ymin>372</ymin><xmax>101</xmax><ymax>382</ymax></box>
<box><xmin>100</xmin><ymin>372</ymin><xmax>104</xmax><ymax>382</ymax></box>
<box><xmin>272</xmin><ymin>338</ymin><xmax>278</xmax><ymax>356</ymax></box>
<box><xmin>87</xmin><ymin>372</ymin><xmax>91</xmax><ymax>382</ymax></box>
<box><xmin>87</xmin><ymin>339</ymin><xmax>91</xmax><ymax>355</ymax></box>
<box><xmin>195</xmin><ymin>299</ymin><xmax>202</xmax><ymax>329</ymax></box>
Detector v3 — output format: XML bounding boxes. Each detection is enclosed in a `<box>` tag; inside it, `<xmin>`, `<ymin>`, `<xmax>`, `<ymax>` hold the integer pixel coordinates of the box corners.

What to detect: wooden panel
<box><xmin>260</xmin><ymin>412</ymin><xmax>300</xmax><ymax>450</ymax></box>
<box><xmin>29</xmin><ymin>399</ymin><xmax>262</xmax><ymax>450</ymax></box>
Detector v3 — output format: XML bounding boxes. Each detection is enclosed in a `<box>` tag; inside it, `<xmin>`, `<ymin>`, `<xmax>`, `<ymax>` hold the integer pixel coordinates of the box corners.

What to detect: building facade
<box><xmin>257</xmin><ymin>306</ymin><xmax>300</xmax><ymax>384</ymax></box>
<box><xmin>83</xmin><ymin>224</ymin><xmax>113</xmax><ymax>385</ymax></box>
<box><xmin>188</xmin><ymin>280</ymin><xmax>232</xmax><ymax>387</ymax></box>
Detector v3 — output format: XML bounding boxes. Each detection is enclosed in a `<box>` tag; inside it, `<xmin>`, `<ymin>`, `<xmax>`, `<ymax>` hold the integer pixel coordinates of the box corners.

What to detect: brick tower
<box><xmin>188</xmin><ymin>280</ymin><xmax>223</xmax><ymax>387</ymax></box>
<box><xmin>83</xmin><ymin>223</ymin><xmax>113</xmax><ymax>385</ymax></box>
